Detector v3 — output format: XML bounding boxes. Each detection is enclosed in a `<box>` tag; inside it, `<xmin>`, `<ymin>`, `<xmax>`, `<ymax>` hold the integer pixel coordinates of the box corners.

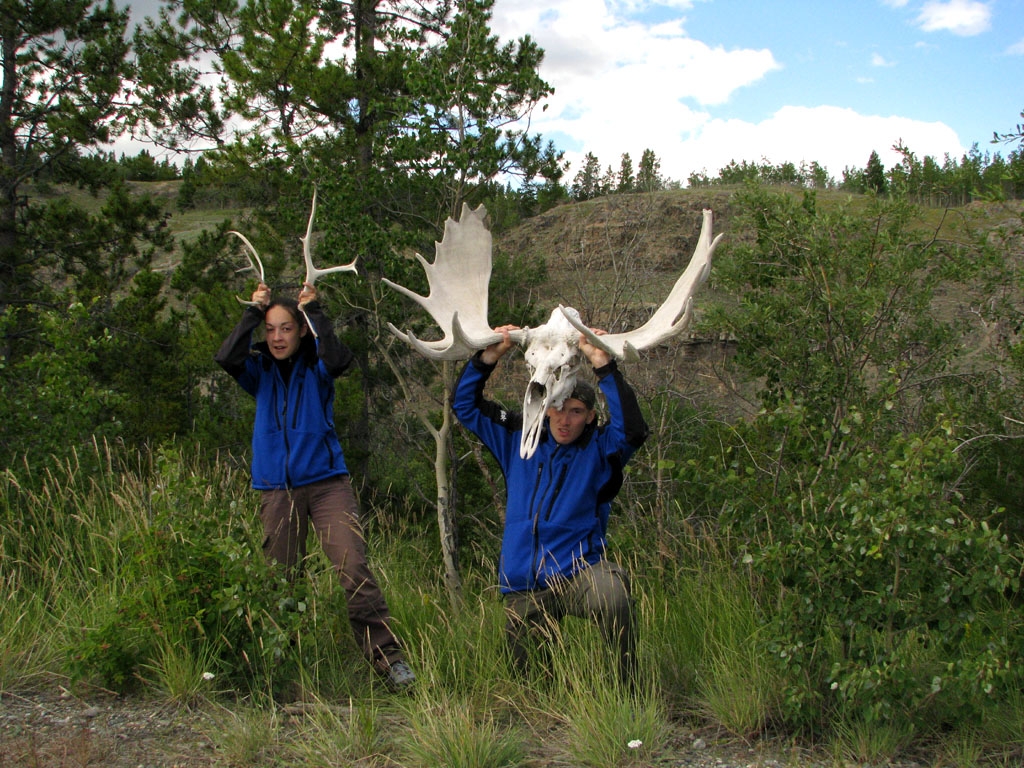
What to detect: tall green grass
<box><xmin>3</xmin><ymin>440</ymin><xmax>1022</xmax><ymax>766</ymax></box>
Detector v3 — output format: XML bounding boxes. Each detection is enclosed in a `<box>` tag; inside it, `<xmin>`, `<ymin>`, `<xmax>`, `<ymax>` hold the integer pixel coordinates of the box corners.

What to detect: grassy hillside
<box><xmin>46</xmin><ymin>178</ymin><xmax>1024</xmax><ymax>327</ymax></box>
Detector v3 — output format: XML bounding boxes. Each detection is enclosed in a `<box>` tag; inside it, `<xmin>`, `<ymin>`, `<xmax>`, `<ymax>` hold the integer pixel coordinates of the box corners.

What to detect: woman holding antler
<box><xmin>215</xmin><ymin>281</ymin><xmax>415</xmax><ymax>693</ymax></box>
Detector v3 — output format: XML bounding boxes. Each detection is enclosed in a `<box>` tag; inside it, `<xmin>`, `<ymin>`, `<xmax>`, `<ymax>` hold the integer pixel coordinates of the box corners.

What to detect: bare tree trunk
<box><xmin>371</xmin><ymin>314</ymin><xmax>464</xmax><ymax>609</ymax></box>
<box><xmin>433</xmin><ymin>361</ymin><xmax>463</xmax><ymax>608</ymax></box>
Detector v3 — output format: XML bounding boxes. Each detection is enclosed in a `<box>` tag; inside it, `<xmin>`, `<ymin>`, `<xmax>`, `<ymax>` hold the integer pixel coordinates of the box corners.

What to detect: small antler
<box><xmin>228</xmin><ymin>189</ymin><xmax>358</xmax><ymax>309</ymax></box>
<box><xmin>228</xmin><ymin>230</ymin><xmax>266</xmax><ymax>306</ymax></box>
<box><xmin>561</xmin><ymin>208</ymin><xmax>723</xmax><ymax>361</ymax></box>
<box><xmin>382</xmin><ymin>203</ymin><xmax>527</xmax><ymax>358</ymax></box>
<box><xmin>302</xmin><ymin>187</ymin><xmax>357</xmax><ymax>285</ymax></box>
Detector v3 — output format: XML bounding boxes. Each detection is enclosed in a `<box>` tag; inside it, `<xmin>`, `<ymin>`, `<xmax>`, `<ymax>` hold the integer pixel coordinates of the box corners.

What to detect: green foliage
<box><xmin>652</xmin><ymin>559</ymin><xmax>779</xmax><ymax>736</ymax></box>
<box><xmin>0</xmin><ymin>304</ymin><xmax>125</xmax><ymax>470</ymax></box>
<box><xmin>4</xmin><ymin>435</ymin><xmax>1024</xmax><ymax>764</ymax></box>
<box><xmin>865</xmin><ymin>150</ymin><xmax>888</xmax><ymax>194</ymax></box>
<box><xmin>710</xmin><ymin>186</ymin><xmax>974</xmax><ymax>423</ymax></box>
<box><xmin>694</xmin><ymin>186</ymin><xmax>1024</xmax><ymax>733</ymax></box>
<box><xmin>709</xmin><ymin>403</ymin><xmax>1019</xmax><ymax>729</ymax></box>
<box><xmin>571</xmin><ymin>148</ymin><xmax>666</xmax><ymax>200</ymax></box>
<box><xmin>0</xmin><ymin>0</ymin><xmax>153</xmax><ymax>318</ymax></box>
<box><xmin>0</xmin><ymin>441</ymin><xmax>331</xmax><ymax>696</ymax></box>
<box><xmin>992</xmin><ymin>109</ymin><xmax>1024</xmax><ymax>148</ymax></box>
<box><xmin>684</xmin><ymin>141</ymin><xmax>1024</xmax><ymax>204</ymax></box>
<box><xmin>402</xmin><ymin>703</ymin><xmax>525</xmax><ymax>768</ymax></box>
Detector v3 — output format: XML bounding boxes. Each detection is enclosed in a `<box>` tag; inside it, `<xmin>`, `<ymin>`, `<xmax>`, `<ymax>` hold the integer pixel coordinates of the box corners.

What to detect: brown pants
<box><xmin>503</xmin><ymin>559</ymin><xmax>635</xmax><ymax>685</ymax></box>
<box><xmin>259</xmin><ymin>475</ymin><xmax>403</xmax><ymax>668</ymax></box>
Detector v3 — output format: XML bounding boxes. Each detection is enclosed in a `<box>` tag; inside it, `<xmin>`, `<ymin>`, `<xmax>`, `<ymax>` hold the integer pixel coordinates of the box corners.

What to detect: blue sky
<box><xmin>491</xmin><ymin>0</ymin><xmax>1024</xmax><ymax>184</ymax></box>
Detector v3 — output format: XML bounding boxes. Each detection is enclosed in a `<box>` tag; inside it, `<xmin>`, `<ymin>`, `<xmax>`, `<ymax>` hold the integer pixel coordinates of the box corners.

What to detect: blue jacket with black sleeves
<box><xmin>453</xmin><ymin>354</ymin><xmax>649</xmax><ymax>593</ymax></box>
<box><xmin>214</xmin><ymin>302</ymin><xmax>354</xmax><ymax>490</ymax></box>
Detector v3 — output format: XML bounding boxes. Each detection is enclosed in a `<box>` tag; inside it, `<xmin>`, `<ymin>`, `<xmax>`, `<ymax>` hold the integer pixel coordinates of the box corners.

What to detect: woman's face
<box><xmin>264</xmin><ymin>305</ymin><xmax>307</xmax><ymax>360</ymax></box>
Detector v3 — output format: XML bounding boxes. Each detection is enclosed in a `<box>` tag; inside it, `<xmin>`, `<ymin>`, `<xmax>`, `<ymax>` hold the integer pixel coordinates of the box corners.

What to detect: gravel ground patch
<box><xmin>1</xmin><ymin>687</ymin><xmax>924</xmax><ymax>768</ymax></box>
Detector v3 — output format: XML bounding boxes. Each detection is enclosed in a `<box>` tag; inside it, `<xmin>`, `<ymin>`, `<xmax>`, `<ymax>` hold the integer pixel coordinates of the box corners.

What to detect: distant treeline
<box><xmin>570</xmin><ymin>141</ymin><xmax>1024</xmax><ymax>207</ymax></box>
<box><xmin>61</xmin><ymin>137</ymin><xmax>1024</xmax><ymax>219</ymax></box>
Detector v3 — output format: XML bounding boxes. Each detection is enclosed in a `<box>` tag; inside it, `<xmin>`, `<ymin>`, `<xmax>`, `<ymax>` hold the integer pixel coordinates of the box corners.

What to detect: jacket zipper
<box><xmin>528</xmin><ymin>462</ymin><xmax>544</xmax><ymax>589</ymax></box>
<box><xmin>543</xmin><ymin>463</ymin><xmax>568</xmax><ymax>522</ymax></box>
<box><xmin>278</xmin><ymin>369</ymin><xmax>293</xmax><ymax>488</ymax></box>
<box><xmin>528</xmin><ymin>457</ymin><xmax>569</xmax><ymax>588</ymax></box>
<box><xmin>291</xmin><ymin>376</ymin><xmax>304</xmax><ymax>429</ymax></box>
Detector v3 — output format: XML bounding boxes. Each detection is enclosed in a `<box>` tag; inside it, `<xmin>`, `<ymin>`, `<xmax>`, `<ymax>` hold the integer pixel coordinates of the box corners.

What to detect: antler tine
<box><xmin>302</xmin><ymin>187</ymin><xmax>358</xmax><ymax>285</ymax></box>
<box><xmin>228</xmin><ymin>230</ymin><xmax>266</xmax><ymax>306</ymax></box>
<box><xmin>385</xmin><ymin>312</ymin><xmax>513</xmax><ymax>361</ymax></box>
<box><xmin>563</xmin><ymin>208</ymin><xmax>722</xmax><ymax>361</ymax></box>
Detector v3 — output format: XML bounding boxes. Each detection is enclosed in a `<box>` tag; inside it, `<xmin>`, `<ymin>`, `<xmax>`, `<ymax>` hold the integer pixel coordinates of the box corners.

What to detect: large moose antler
<box><xmin>382</xmin><ymin>204</ymin><xmax>527</xmax><ymax>358</ymax></box>
<box><xmin>561</xmin><ymin>207</ymin><xmax>721</xmax><ymax>361</ymax></box>
<box><xmin>383</xmin><ymin>203</ymin><xmax>722</xmax><ymax>458</ymax></box>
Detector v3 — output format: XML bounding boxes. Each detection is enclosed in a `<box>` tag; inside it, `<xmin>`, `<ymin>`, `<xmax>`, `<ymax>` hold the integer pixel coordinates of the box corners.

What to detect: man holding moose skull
<box><xmin>453</xmin><ymin>323</ymin><xmax>650</xmax><ymax>687</ymax></box>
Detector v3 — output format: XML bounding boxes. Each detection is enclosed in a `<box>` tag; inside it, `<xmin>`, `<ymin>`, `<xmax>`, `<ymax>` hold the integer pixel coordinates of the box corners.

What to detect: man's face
<box><xmin>546</xmin><ymin>397</ymin><xmax>595</xmax><ymax>445</ymax></box>
<box><xmin>265</xmin><ymin>305</ymin><xmax>307</xmax><ymax>360</ymax></box>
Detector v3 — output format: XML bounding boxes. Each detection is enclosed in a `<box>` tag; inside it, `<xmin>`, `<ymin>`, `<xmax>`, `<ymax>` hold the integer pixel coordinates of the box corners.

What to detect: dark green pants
<box><xmin>503</xmin><ymin>559</ymin><xmax>635</xmax><ymax>684</ymax></box>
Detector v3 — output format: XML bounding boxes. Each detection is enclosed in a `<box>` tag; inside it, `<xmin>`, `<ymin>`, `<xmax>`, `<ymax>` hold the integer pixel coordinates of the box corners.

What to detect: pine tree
<box><xmin>637</xmin><ymin>149</ymin><xmax>663</xmax><ymax>192</ymax></box>
<box><xmin>572</xmin><ymin>152</ymin><xmax>602</xmax><ymax>200</ymax></box>
<box><xmin>618</xmin><ymin>153</ymin><xmax>635</xmax><ymax>192</ymax></box>
<box><xmin>865</xmin><ymin>150</ymin><xmax>887</xmax><ymax>194</ymax></box>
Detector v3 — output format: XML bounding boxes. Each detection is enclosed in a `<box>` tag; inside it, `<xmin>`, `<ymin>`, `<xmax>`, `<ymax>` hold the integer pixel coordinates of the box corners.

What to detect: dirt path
<box><xmin>1</xmin><ymin>689</ymin><xmax>216</xmax><ymax>767</ymax></box>
<box><xmin>1</xmin><ymin>687</ymin><xmax>855</xmax><ymax>768</ymax></box>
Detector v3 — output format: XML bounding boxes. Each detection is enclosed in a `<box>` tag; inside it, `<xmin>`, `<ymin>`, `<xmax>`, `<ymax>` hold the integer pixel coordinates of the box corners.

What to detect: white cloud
<box><xmin>492</xmin><ymin>1</ymin><xmax>966</xmax><ymax>185</ymax></box>
<box><xmin>492</xmin><ymin>0</ymin><xmax>784</xmax><ymax>181</ymax></box>
<box><xmin>494</xmin><ymin>0</ymin><xmax>780</xmax><ymax>109</ymax></box>
<box><xmin>915</xmin><ymin>0</ymin><xmax>992</xmax><ymax>36</ymax></box>
<box><xmin>1007</xmin><ymin>38</ymin><xmax>1024</xmax><ymax>56</ymax></box>
<box><xmin>673</xmin><ymin>106</ymin><xmax>964</xmax><ymax>183</ymax></box>
<box><xmin>871</xmin><ymin>52</ymin><xmax>896</xmax><ymax>66</ymax></box>
<box><xmin>607</xmin><ymin>0</ymin><xmax>698</xmax><ymax>11</ymax></box>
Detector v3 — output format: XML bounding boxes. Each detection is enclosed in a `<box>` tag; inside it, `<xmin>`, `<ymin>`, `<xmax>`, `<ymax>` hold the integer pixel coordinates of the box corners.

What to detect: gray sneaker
<box><xmin>383</xmin><ymin>660</ymin><xmax>416</xmax><ymax>692</ymax></box>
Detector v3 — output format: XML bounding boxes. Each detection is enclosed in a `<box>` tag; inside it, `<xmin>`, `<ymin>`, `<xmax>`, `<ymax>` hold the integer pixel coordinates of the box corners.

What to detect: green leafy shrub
<box><xmin>703</xmin><ymin>400</ymin><xmax>1021</xmax><ymax>731</ymax></box>
<box><xmin>698</xmin><ymin>187</ymin><xmax>1024</xmax><ymax>733</ymax></box>
<box><xmin>63</xmin><ymin>444</ymin><xmax>330</xmax><ymax>695</ymax></box>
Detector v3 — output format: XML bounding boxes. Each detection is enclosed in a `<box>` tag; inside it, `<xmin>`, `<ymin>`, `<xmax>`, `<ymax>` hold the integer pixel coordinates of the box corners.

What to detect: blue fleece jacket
<box><xmin>453</xmin><ymin>354</ymin><xmax>649</xmax><ymax>592</ymax></box>
<box><xmin>214</xmin><ymin>303</ymin><xmax>354</xmax><ymax>490</ymax></box>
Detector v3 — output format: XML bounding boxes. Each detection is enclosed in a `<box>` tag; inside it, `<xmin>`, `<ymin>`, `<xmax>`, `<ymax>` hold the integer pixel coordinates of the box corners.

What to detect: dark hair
<box><xmin>265</xmin><ymin>297</ymin><xmax>306</xmax><ymax>327</ymax></box>
<box><xmin>569</xmin><ymin>380</ymin><xmax>597</xmax><ymax>410</ymax></box>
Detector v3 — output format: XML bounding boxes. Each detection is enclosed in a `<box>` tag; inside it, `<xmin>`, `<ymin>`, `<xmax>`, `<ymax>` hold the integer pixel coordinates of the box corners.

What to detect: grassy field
<box><xmin>3</xmin><ymin>439</ymin><xmax>1024</xmax><ymax>767</ymax></box>
<box><xmin>0</xmin><ymin>441</ymin><xmax>777</xmax><ymax>768</ymax></box>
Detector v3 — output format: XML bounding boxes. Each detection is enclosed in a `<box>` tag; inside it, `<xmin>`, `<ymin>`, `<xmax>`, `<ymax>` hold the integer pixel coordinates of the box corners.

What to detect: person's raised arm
<box><xmin>214</xmin><ymin>282</ymin><xmax>268</xmax><ymax>377</ymax></box>
<box><xmin>578</xmin><ymin>328</ymin><xmax>611</xmax><ymax>370</ymax></box>
<box><xmin>580</xmin><ymin>325</ymin><xmax>648</xmax><ymax>450</ymax></box>
<box><xmin>478</xmin><ymin>324</ymin><xmax>519</xmax><ymax>366</ymax></box>
<box><xmin>297</xmin><ymin>282</ymin><xmax>354</xmax><ymax>377</ymax></box>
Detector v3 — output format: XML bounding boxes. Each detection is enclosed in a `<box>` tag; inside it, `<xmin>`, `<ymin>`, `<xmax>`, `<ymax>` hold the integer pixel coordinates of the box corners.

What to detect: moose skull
<box><xmin>381</xmin><ymin>203</ymin><xmax>722</xmax><ymax>460</ymax></box>
<box><xmin>520</xmin><ymin>307</ymin><xmax>587</xmax><ymax>459</ymax></box>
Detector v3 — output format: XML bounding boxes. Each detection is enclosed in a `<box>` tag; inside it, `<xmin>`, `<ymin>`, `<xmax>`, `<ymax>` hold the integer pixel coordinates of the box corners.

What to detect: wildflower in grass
<box><xmin>628</xmin><ymin>739</ymin><xmax>642</xmax><ymax>749</ymax></box>
<box><xmin>203</xmin><ymin>672</ymin><xmax>215</xmax><ymax>681</ymax></box>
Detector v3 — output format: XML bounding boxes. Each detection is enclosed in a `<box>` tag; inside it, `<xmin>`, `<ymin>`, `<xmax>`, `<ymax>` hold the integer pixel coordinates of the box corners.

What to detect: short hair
<box><xmin>569</xmin><ymin>380</ymin><xmax>597</xmax><ymax>410</ymax></box>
